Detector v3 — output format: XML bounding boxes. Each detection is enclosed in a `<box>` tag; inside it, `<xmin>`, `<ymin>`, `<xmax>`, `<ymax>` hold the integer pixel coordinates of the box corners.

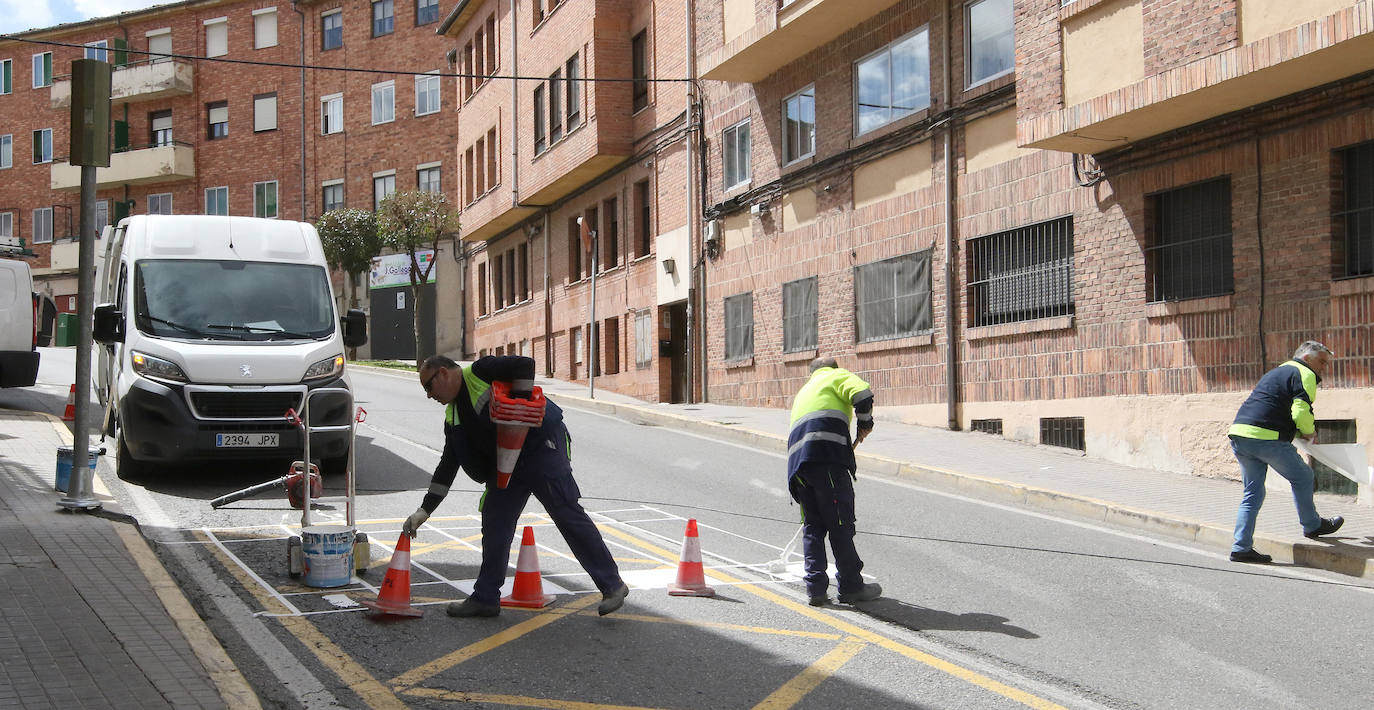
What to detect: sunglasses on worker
<box><xmin>421</xmin><ymin>370</ymin><xmax>439</xmax><ymax>393</ymax></box>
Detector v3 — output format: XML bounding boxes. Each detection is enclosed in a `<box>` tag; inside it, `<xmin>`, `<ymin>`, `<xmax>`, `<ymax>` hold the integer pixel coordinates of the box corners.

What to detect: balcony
<box><xmin>700</xmin><ymin>0</ymin><xmax>904</xmax><ymax>82</ymax></box>
<box><xmin>1020</xmin><ymin>0</ymin><xmax>1374</xmax><ymax>153</ymax></box>
<box><xmin>50</xmin><ymin>60</ymin><xmax>194</xmax><ymax>109</ymax></box>
<box><xmin>51</xmin><ymin>143</ymin><xmax>195</xmax><ymax>191</ymax></box>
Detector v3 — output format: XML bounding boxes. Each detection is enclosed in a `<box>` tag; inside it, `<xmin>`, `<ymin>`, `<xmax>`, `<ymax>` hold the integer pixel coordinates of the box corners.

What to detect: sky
<box><xmin>0</xmin><ymin>0</ymin><xmax>167</xmax><ymax>35</ymax></box>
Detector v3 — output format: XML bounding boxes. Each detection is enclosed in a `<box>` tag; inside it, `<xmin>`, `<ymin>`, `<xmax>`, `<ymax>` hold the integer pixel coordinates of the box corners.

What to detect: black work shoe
<box><xmin>598</xmin><ymin>583</ymin><xmax>629</xmax><ymax>616</ymax></box>
<box><xmin>808</xmin><ymin>594</ymin><xmax>829</xmax><ymax>607</ymax></box>
<box><xmin>1304</xmin><ymin>516</ymin><xmax>1344</xmax><ymax>539</ymax></box>
<box><xmin>837</xmin><ymin>583</ymin><xmax>882</xmax><ymax>604</ymax></box>
<box><xmin>1229</xmin><ymin>548</ymin><xmax>1272</xmax><ymax>564</ymax></box>
<box><xmin>447</xmin><ymin>597</ymin><xmax>500</xmax><ymax>618</ymax></box>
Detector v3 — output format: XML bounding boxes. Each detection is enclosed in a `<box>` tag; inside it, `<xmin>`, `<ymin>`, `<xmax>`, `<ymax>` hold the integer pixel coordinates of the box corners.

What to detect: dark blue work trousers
<box><xmin>789</xmin><ymin>461</ymin><xmax>865</xmax><ymax>597</ymax></box>
<box><xmin>472</xmin><ymin>467</ymin><xmax>623</xmax><ymax>604</ymax></box>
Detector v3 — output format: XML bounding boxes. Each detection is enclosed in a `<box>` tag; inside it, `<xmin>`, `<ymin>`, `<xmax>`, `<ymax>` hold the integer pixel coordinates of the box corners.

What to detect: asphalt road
<box><xmin>8</xmin><ymin>347</ymin><xmax>1373</xmax><ymax>709</ymax></box>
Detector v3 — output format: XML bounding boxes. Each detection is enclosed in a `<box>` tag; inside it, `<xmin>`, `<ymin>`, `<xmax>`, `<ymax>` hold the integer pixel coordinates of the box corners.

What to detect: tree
<box><xmin>376</xmin><ymin>190</ymin><xmax>460</xmax><ymax>366</ymax></box>
<box><xmin>316</xmin><ymin>208</ymin><xmax>381</xmax><ymax>360</ymax></box>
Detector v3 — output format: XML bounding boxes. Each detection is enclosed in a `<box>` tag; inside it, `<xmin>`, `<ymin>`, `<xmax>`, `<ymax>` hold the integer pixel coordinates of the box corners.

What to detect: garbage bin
<box><xmin>56</xmin><ymin>312</ymin><xmax>77</xmax><ymax>347</ymax></box>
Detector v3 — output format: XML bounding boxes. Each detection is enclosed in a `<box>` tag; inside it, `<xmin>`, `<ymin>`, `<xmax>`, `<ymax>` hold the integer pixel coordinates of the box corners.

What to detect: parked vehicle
<box><xmin>0</xmin><ymin>257</ymin><xmax>41</xmax><ymax>388</ymax></box>
<box><xmin>93</xmin><ymin>215</ymin><xmax>367</xmax><ymax>476</ymax></box>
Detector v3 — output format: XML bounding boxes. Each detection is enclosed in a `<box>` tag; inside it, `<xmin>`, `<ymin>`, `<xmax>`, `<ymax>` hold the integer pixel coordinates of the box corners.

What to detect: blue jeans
<box><xmin>1230</xmin><ymin>436</ymin><xmax>1322</xmax><ymax>552</ymax></box>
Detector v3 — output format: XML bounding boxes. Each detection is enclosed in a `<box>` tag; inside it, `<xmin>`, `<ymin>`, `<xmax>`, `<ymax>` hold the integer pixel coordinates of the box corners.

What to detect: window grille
<box><xmin>1146</xmin><ymin>177</ymin><xmax>1233</xmax><ymax>302</ymax></box>
<box><xmin>1311</xmin><ymin>420</ymin><xmax>1358</xmax><ymax>496</ymax></box>
<box><xmin>783</xmin><ymin>276</ymin><xmax>818</xmax><ymax>352</ymax></box>
<box><xmin>969</xmin><ymin>216</ymin><xmax>1073</xmax><ymax>327</ymax></box>
<box><xmin>724</xmin><ymin>292</ymin><xmax>754</xmax><ymax>361</ymax></box>
<box><xmin>971</xmin><ymin>419</ymin><xmax>1003</xmax><ymax>436</ymax></box>
<box><xmin>1040</xmin><ymin>417</ymin><xmax>1084</xmax><ymax>451</ymax></box>
<box><xmin>1335</xmin><ymin>141</ymin><xmax>1374</xmax><ymax>278</ymax></box>
<box><xmin>854</xmin><ymin>250</ymin><xmax>932</xmax><ymax>343</ymax></box>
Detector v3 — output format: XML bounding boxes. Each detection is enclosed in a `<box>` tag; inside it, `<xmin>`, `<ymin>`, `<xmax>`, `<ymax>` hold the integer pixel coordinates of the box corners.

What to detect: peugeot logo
<box><xmin>240</xmin><ymin>365</ymin><xmax>253</xmax><ymax>377</ymax></box>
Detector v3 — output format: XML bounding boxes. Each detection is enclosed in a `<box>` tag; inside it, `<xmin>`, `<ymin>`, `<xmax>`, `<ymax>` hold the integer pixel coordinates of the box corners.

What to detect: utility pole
<box><xmin>578</xmin><ymin>216</ymin><xmax>597</xmax><ymax>399</ymax></box>
<box><xmin>59</xmin><ymin>59</ymin><xmax>111</xmax><ymax>511</ymax></box>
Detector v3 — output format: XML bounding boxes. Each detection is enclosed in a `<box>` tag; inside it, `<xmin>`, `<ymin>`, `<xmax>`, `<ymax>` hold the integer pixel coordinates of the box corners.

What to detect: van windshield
<box><xmin>134</xmin><ymin>260</ymin><xmax>335</xmax><ymax>341</ymax></box>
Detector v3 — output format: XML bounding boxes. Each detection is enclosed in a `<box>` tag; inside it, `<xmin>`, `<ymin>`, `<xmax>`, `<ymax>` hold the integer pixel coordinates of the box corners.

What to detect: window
<box><xmin>254</xmin><ymin>181</ymin><xmax>278</xmax><ymax>218</ymax></box>
<box><xmin>1146</xmin><ymin>178</ymin><xmax>1233</xmax><ymax>302</ymax></box>
<box><xmin>0</xmin><ymin>213</ymin><xmax>11</xmax><ymax>238</ymax></box>
<box><xmin>150</xmin><ymin>110</ymin><xmax>172</xmax><ymax>147</ymax></box>
<box><xmin>631</xmin><ymin>30</ymin><xmax>649</xmax><ymax>112</ymax></box>
<box><xmin>322</xmin><ymin>11</ymin><xmax>343</xmax><ymax>50</ymax></box>
<box><xmin>783</xmin><ymin>277</ymin><xmax>818</xmax><ymax>352</ymax></box>
<box><xmin>634</xmin><ymin>309</ymin><xmax>652</xmax><ymax>368</ymax></box>
<box><xmin>601</xmin><ymin>197</ymin><xmax>618</xmax><ymax>269</ymax></box>
<box><xmin>0</xmin><ymin>134</ymin><xmax>10</xmax><ymax>169</ymax></box>
<box><xmin>416</xmin><ymin>0</ymin><xmax>440</xmax><ymax>25</ymax></box>
<box><xmin>485</xmin><ymin>14</ymin><xmax>497</xmax><ymax>72</ymax></box>
<box><xmin>373</xmin><ymin>173</ymin><xmax>395</xmax><ymax>209</ymax></box>
<box><xmin>1335</xmin><ymin>141</ymin><xmax>1374</xmax><ymax>278</ymax></box>
<box><xmin>32</xmin><ymin>207</ymin><xmax>53</xmax><ymax>244</ymax></box>
<box><xmin>967</xmin><ymin>0</ymin><xmax>1013</xmax><ymax>87</ymax></box>
<box><xmin>94</xmin><ymin>200</ymin><xmax>108</xmax><ymax>238</ymax></box>
<box><xmin>207</xmin><ymin>101</ymin><xmax>228</xmax><ymax>139</ymax></box>
<box><xmin>415</xmin><ymin>73</ymin><xmax>440</xmax><ymax>116</ymax></box>
<box><xmin>322</xmin><ymin>182</ymin><xmax>344</xmax><ymax>212</ymax></box>
<box><xmin>371</xmin><ymin>81</ymin><xmax>395</xmax><ymax>124</ymax></box>
<box><xmin>724</xmin><ymin>292</ymin><xmax>754</xmax><ymax>361</ymax></box>
<box><xmin>254</xmin><ymin>9</ymin><xmax>278</xmax><ymax>49</ymax></box>
<box><xmin>148</xmin><ymin>193</ymin><xmax>173</xmax><ymax>215</ymax></box>
<box><xmin>147</xmin><ymin>29</ymin><xmax>172</xmax><ymax>63</ymax></box>
<box><xmin>463</xmin><ymin>146</ymin><xmax>474</xmax><ymax>203</ymax></box>
<box><xmin>85</xmin><ymin>40</ymin><xmax>109</xmax><ymax>62</ymax></box>
<box><xmin>205</xmin><ymin>186</ymin><xmax>228</xmax><ymax>215</ymax></box>
<box><xmin>372</xmin><ymin>0</ymin><xmax>394</xmax><ymax>37</ymax></box>
<box><xmin>783</xmin><ymin>86</ymin><xmax>816</xmax><ymax>163</ymax></box>
<box><xmin>417</xmin><ymin>165</ymin><xmax>441</xmax><ymax>193</ymax></box>
<box><xmin>567</xmin><ymin>216</ymin><xmax>584</xmax><ymax>280</ymax></box>
<box><xmin>32</xmin><ymin>128</ymin><xmax>51</xmax><ymax>164</ymax></box>
<box><xmin>462</xmin><ymin>41</ymin><xmax>475</xmax><ymax>99</ymax></box>
<box><xmin>1</xmin><ymin>59</ymin><xmax>12</xmax><ymax>94</ymax></box>
<box><xmin>321</xmin><ymin>94</ymin><xmax>343</xmax><ymax>134</ymax></box>
<box><xmin>1040</xmin><ymin>417</ymin><xmax>1085</xmax><ymax>452</ymax></box>
<box><xmin>533</xmin><ymin>84</ymin><xmax>547</xmax><ymax>154</ymax></box>
<box><xmin>635</xmin><ymin>179</ymin><xmax>651</xmax><ymax>257</ymax></box>
<box><xmin>487</xmin><ymin>127</ymin><xmax>499</xmax><ymax>189</ymax></box>
<box><xmin>565</xmin><ymin>54</ymin><xmax>580</xmax><ymax>130</ymax></box>
<box><xmin>32</xmin><ymin>52</ymin><xmax>52</xmax><ymax>88</ymax></box>
<box><xmin>856</xmin><ymin>27</ymin><xmax>930</xmax><ymax>135</ymax></box>
<box><xmin>548</xmin><ymin>69</ymin><xmax>562</xmax><ymax>142</ymax></box>
<box><xmin>254</xmin><ymin>93</ymin><xmax>277</xmax><ymax>132</ymax></box>
<box><xmin>205</xmin><ymin>18</ymin><xmax>228</xmax><ymax>58</ymax></box>
<box><xmin>855</xmin><ymin>250</ymin><xmax>933</xmax><ymax>343</ymax></box>
<box><xmin>969</xmin><ymin>216</ymin><xmax>1074</xmax><ymax>327</ymax></box>
<box><xmin>722</xmin><ymin>120</ymin><xmax>751</xmax><ymax>190</ymax></box>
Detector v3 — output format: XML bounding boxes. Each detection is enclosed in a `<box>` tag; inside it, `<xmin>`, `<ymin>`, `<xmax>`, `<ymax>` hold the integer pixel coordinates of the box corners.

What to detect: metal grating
<box><xmin>1040</xmin><ymin>416</ymin><xmax>1085</xmax><ymax>451</ymax></box>
<box><xmin>1336</xmin><ymin>141</ymin><xmax>1374</xmax><ymax>278</ymax></box>
<box><xmin>191</xmin><ymin>391</ymin><xmax>301</xmax><ymax>420</ymax></box>
<box><xmin>1146</xmin><ymin>177</ymin><xmax>1233</xmax><ymax>302</ymax></box>
<box><xmin>969</xmin><ymin>216</ymin><xmax>1074</xmax><ymax>327</ymax></box>
<box><xmin>970</xmin><ymin>418</ymin><xmax>1003</xmax><ymax>436</ymax></box>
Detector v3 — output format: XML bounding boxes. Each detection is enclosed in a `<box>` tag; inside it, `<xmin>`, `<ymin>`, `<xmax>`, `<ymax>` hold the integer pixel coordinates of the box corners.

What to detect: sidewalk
<box><xmin>0</xmin><ymin>410</ymin><xmax>255</xmax><ymax>709</ymax></box>
<box><xmin>532</xmin><ymin>375</ymin><xmax>1374</xmax><ymax>580</ymax></box>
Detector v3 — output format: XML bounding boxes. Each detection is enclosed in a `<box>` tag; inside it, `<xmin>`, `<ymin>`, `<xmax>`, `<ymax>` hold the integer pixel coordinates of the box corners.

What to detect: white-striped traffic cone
<box><xmin>501</xmin><ymin>526</ymin><xmax>553</xmax><ymax>608</ymax></box>
<box><xmin>668</xmin><ymin>519</ymin><xmax>715</xmax><ymax>597</ymax></box>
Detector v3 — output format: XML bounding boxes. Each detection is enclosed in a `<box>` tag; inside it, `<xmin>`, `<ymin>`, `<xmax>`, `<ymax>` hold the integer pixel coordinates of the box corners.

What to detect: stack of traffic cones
<box><xmin>668</xmin><ymin>519</ymin><xmax>716</xmax><ymax>597</ymax></box>
<box><xmin>501</xmin><ymin>526</ymin><xmax>553</xmax><ymax>608</ymax></box>
<box><xmin>62</xmin><ymin>384</ymin><xmax>76</xmax><ymax>422</ymax></box>
<box><xmin>490</xmin><ymin>382</ymin><xmax>546</xmax><ymax>489</ymax></box>
<box><xmin>359</xmin><ymin>534</ymin><xmax>424</xmax><ymax>617</ymax></box>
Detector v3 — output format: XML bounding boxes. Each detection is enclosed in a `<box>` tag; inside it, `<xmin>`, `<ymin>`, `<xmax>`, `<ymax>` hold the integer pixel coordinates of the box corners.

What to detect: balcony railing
<box><xmin>50</xmin><ymin>142</ymin><xmax>195</xmax><ymax>191</ymax></box>
<box><xmin>700</xmin><ymin>0</ymin><xmax>905</xmax><ymax>83</ymax></box>
<box><xmin>50</xmin><ymin>59</ymin><xmax>193</xmax><ymax>109</ymax></box>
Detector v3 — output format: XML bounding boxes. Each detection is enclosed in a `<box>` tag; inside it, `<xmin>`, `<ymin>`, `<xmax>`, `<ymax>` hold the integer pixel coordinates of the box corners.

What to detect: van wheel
<box><xmin>116</xmin><ymin>431</ymin><xmax>147</xmax><ymax>480</ymax></box>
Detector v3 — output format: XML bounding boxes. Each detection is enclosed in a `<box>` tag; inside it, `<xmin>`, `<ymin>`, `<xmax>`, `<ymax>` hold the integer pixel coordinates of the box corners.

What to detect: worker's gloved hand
<box><xmin>402</xmin><ymin>508</ymin><xmax>430</xmax><ymax>538</ymax></box>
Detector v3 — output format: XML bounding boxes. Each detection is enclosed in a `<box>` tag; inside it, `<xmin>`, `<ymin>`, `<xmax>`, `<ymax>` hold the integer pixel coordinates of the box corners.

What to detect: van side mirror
<box><xmin>341</xmin><ymin>308</ymin><xmax>367</xmax><ymax>348</ymax></box>
<box><xmin>93</xmin><ymin>303</ymin><xmax>124</xmax><ymax>344</ymax></box>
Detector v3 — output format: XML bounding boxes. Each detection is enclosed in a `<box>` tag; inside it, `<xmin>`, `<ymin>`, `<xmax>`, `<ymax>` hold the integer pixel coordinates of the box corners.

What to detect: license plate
<box><xmin>216</xmin><ymin>433</ymin><xmax>280</xmax><ymax>448</ymax></box>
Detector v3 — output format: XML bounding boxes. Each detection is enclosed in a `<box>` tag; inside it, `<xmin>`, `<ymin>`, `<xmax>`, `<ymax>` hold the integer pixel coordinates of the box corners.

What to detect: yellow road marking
<box><xmin>390</xmin><ymin>593</ymin><xmax>601</xmax><ymax>689</ymax></box>
<box><xmin>752</xmin><ymin>637</ymin><xmax>867</xmax><ymax>710</ymax></box>
<box><xmin>599</xmin><ymin>526</ymin><xmax>1068</xmax><ymax>710</ymax></box>
<box><xmin>199</xmin><ymin>531</ymin><xmax>410</xmax><ymax>710</ymax></box>
<box><xmin>571</xmin><ymin>609</ymin><xmax>845</xmax><ymax>640</ymax></box>
<box><xmin>401</xmin><ymin>687</ymin><xmax>667</xmax><ymax>709</ymax></box>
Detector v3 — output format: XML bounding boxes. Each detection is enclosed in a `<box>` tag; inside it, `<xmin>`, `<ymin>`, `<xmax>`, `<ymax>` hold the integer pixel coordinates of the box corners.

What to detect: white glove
<box><xmin>402</xmin><ymin>508</ymin><xmax>430</xmax><ymax>538</ymax></box>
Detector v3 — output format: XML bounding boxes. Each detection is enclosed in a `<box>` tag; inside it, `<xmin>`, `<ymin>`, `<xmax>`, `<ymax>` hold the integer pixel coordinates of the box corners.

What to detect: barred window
<box><xmin>724</xmin><ymin>292</ymin><xmax>754</xmax><ymax>361</ymax></box>
<box><xmin>783</xmin><ymin>276</ymin><xmax>818</xmax><ymax>352</ymax></box>
<box><xmin>969</xmin><ymin>216</ymin><xmax>1074</xmax><ymax>327</ymax></box>
<box><xmin>854</xmin><ymin>250</ymin><xmax>932</xmax><ymax>343</ymax></box>
<box><xmin>1146</xmin><ymin>177</ymin><xmax>1233</xmax><ymax>302</ymax></box>
<box><xmin>1335</xmin><ymin>141</ymin><xmax>1374</xmax><ymax>278</ymax></box>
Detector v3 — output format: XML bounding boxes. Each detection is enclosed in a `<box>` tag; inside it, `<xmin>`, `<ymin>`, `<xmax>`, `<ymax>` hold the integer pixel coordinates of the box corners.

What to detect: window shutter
<box><xmin>112</xmin><ymin>38</ymin><xmax>128</xmax><ymax>66</ymax></box>
<box><xmin>206</xmin><ymin>22</ymin><xmax>227</xmax><ymax>58</ymax></box>
<box><xmin>208</xmin><ymin>105</ymin><xmax>228</xmax><ymax>126</ymax></box>
<box><xmin>254</xmin><ymin>95</ymin><xmax>277</xmax><ymax>132</ymax></box>
<box><xmin>113</xmin><ymin>120</ymin><xmax>129</xmax><ymax>152</ymax></box>
<box><xmin>255</xmin><ymin>12</ymin><xmax>278</xmax><ymax>49</ymax></box>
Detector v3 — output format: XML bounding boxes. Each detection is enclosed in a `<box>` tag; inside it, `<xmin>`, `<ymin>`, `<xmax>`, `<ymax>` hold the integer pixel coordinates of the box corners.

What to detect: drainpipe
<box><xmin>685</xmin><ymin>0</ymin><xmax>700</xmax><ymax>402</ymax></box>
<box><xmin>942</xmin><ymin>3</ymin><xmax>959</xmax><ymax>430</ymax></box>
<box><xmin>510</xmin><ymin>0</ymin><xmax>519</xmax><ymax>210</ymax></box>
<box><xmin>292</xmin><ymin>1</ymin><xmax>307</xmax><ymax>219</ymax></box>
<box><xmin>543</xmin><ymin>208</ymin><xmax>552</xmax><ymax>376</ymax></box>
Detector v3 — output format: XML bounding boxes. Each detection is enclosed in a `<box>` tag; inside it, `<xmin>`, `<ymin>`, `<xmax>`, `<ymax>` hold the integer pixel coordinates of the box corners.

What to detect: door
<box><xmin>368</xmin><ymin>283</ymin><xmax>436</xmax><ymax>360</ymax></box>
<box><xmin>667</xmin><ymin>301</ymin><xmax>688</xmax><ymax>403</ymax></box>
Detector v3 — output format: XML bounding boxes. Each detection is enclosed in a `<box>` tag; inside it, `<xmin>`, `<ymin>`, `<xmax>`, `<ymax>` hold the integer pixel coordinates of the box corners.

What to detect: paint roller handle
<box><xmin>210</xmin><ymin>476</ymin><xmax>289</xmax><ymax>509</ymax></box>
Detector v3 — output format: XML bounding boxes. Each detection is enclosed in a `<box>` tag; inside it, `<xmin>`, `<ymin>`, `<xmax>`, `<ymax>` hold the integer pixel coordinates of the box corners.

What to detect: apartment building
<box><xmin>690</xmin><ymin>0</ymin><xmax>1374</xmax><ymax>485</ymax></box>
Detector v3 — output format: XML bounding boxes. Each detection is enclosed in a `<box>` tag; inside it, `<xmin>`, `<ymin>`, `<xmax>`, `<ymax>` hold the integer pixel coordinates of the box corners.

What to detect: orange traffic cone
<box><xmin>490</xmin><ymin>383</ymin><xmax>546</xmax><ymax>489</ymax></box>
<box><xmin>668</xmin><ymin>519</ymin><xmax>716</xmax><ymax>597</ymax></box>
<box><xmin>62</xmin><ymin>384</ymin><xmax>76</xmax><ymax>422</ymax></box>
<box><xmin>493</xmin><ymin>424</ymin><xmax>528</xmax><ymax>489</ymax></box>
<box><xmin>359</xmin><ymin>533</ymin><xmax>424</xmax><ymax>617</ymax></box>
<box><xmin>501</xmin><ymin>526</ymin><xmax>553</xmax><ymax>608</ymax></box>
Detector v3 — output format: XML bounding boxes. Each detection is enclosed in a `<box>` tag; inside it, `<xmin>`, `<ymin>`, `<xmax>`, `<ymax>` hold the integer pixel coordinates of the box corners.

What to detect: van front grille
<box><xmin>190</xmin><ymin>391</ymin><xmax>302</xmax><ymax>419</ymax></box>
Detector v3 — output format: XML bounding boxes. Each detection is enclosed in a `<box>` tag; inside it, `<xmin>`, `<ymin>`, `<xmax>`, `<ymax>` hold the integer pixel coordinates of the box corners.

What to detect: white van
<box><xmin>93</xmin><ymin>215</ymin><xmax>367</xmax><ymax>476</ymax></box>
<box><xmin>0</xmin><ymin>257</ymin><xmax>41</xmax><ymax>388</ymax></box>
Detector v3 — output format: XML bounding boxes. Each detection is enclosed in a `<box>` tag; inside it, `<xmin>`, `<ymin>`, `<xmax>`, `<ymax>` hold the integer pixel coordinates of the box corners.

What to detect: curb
<box><xmin>549</xmin><ymin>393</ymin><xmax>1374</xmax><ymax>580</ymax></box>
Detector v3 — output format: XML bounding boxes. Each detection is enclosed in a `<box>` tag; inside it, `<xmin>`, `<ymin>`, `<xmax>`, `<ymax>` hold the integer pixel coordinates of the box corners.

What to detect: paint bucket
<box><xmin>302</xmin><ymin>525</ymin><xmax>355</xmax><ymax>588</ymax></box>
<box><xmin>55</xmin><ymin>446</ymin><xmax>97</xmax><ymax>493</ymax></box>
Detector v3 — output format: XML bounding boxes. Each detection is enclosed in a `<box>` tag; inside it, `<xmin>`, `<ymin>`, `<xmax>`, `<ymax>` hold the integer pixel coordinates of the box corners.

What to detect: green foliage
<box><xmin>376</xmin><ymin>190</ymin><xmax>460</xmax><ymax>287</ymax></box>
<box><xmin>316</xmin><ymin>208</ymin><xmax>381</xmax><ymax>276</ymax></box>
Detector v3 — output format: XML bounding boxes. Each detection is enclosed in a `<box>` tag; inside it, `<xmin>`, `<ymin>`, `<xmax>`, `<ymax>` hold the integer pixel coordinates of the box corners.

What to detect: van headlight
<box><xmin>131</xmin><ymin>351</ymin><xmax>189</xmax><ymax>384</ymax></box>
<box><xmin>303</xmin><ymin>354</ymin><xmax>345</xmax><ymax>382</ymax></box>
